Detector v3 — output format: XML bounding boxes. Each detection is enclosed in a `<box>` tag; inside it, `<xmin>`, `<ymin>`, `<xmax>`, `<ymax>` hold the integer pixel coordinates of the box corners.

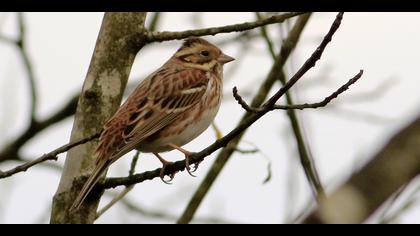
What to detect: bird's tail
<box><xmin>70</xmin><ymin>160</ymin><xmax>109</xmax><ymax>212</ymax></box>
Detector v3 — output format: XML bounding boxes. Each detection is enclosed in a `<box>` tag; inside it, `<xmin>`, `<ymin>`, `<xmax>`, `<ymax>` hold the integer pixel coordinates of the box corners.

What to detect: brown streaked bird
<box><xmin>71</xmin><ymin>37</ymin><xmax>234</xmax><ymax>210</ymax></box>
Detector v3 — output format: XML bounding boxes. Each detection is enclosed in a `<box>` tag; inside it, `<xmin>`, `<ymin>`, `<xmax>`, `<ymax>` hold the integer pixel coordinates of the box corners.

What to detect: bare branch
<box><xmin>263</xmin><ymin>12</ymin><xmax>344</xmax><ymax>109</ymax></box>
<box><xmin>145</xmin><ymin>12</ymin><xmax>304</xmax><ymax>42</ymax></box>
<box><xmin>233</xmin><ymin>70</ymin><xmax>364</xmax><ymax>112</ymax></box>
<box><xmin>0</xmin><ymin>132</ymin><xmax>99</xmax><ymax>179</ymax></box>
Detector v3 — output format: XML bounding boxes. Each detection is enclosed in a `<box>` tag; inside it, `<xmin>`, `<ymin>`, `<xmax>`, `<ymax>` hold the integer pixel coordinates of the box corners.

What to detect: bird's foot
<box><xmin>168</xmin><ymin>143</ymin><xmax>200</xmax><ymax>177</ymax></box>
<box><xmin>154</xmin><ymin>152</ymin><xmax>176</xmax><ymax>184</ymax></box>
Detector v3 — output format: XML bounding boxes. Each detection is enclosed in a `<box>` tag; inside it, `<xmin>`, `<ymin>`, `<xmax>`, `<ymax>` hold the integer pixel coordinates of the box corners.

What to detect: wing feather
<box><xmin>98</xmin><ymin>66</ymin><xmax>209</xmax><ymax>162</ymax></box>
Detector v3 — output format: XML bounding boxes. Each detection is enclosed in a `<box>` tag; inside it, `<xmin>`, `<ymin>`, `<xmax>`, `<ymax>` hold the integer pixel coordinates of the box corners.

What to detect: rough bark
<box><xmin>50</xmin><ymin>12</ymin><xmax>147</xmax><ymax>224</ymax></box>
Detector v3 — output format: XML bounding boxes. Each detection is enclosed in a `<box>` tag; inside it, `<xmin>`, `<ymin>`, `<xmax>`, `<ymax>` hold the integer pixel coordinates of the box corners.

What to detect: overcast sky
<box><xmin>0</xmin><ymin>12</ymin><xmax>419</xmax><ymax>223</ymax></box>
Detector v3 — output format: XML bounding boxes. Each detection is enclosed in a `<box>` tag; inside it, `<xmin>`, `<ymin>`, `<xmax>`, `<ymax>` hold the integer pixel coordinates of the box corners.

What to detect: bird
<box><xmin>70</xmin><ymin>37</ymin><xmax>234</xmax><ymax>211</ymax></box>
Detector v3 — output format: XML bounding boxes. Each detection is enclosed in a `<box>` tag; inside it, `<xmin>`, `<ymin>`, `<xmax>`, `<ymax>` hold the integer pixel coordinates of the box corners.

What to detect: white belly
<box><xmin>167</xmin><ymin>104</ymin><xmax>219</xmax><ymax>146</ymax></box>
<box><xmin>138</xmin><ymin>102</ymin><xmax>220</xmax><ymax>153</ymax></box>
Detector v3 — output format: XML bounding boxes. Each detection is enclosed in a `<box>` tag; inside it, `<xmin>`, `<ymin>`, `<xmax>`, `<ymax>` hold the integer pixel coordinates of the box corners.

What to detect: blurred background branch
<box><xmin>303</xmin><ymin>115</ymin><xmax>420</xmax><ymax>223</ymax></box>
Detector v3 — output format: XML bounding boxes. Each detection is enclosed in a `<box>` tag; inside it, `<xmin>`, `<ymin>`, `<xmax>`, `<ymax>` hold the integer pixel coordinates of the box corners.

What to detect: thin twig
<box><xmin>233</xmin><ymin>70</ymin><xmax>364</xmax><ymax>113</ymax></box>
<box><xmin>262</xmin><ymin>12</ymin><xmax>345</xmax><ymax>111</ymax></box>
<box><xmin>0</xmin><ymin>132</ymin><xmax>100</xmax><ymax>179</ymax></box>
<box><xmin>145</xmin><ymin>12</ymin><xmax>304</xmax><ymax>42</ymax></box>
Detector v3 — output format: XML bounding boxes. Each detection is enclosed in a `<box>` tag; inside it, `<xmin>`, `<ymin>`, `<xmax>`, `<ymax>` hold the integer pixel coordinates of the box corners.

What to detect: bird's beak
<box><xmin>218</xmin><ymin>53</ymin><xmax>235</xmax><ymax>64</ymax></box>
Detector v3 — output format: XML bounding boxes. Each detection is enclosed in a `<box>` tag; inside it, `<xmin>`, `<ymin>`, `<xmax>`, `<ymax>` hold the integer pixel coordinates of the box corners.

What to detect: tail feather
<box><xmin>70</xmin><ymin>160</ymin><xmax>109</xmax><ymax>211</ymax></box>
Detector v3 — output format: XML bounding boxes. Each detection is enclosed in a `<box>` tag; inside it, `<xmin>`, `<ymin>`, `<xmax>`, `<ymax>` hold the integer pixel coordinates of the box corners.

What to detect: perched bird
<box><xmin>71</xmin><ymin>37</ymin><xmax>234</xmax><ymax>210</ymax></box>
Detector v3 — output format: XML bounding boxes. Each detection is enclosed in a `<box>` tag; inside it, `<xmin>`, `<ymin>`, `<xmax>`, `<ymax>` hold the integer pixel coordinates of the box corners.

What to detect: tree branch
<box><xmin>303</xmin><ymin>115</ymin><xmax>420</xmax><ymax>224</ymax></box>
<box><xmin>145</xmin><ymin>12</ymin><xmax>304</xmax><ymax>43</ymax></box>
<box><xmin>0</xmin><ymin>132</ymin><xmax>99</xmax><ymax>179</ymax></box>
<box><xmin>232</xmin><ymin>70</ymin><xmax>363</xmax><ymax>113</ymax></box>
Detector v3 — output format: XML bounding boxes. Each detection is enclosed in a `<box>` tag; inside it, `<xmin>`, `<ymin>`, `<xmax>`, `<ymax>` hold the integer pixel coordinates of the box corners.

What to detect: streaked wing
<box><xmin>97</xmin><ymin>66</ymin><xmax>209</xmax><ymax>163</ymax></box>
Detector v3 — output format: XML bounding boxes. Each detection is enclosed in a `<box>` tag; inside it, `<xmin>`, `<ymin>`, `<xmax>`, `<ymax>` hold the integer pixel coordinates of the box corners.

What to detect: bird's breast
<box><xmin>138</xmin><ymin>74</ymin><xmax>222</xmax><ymax>153</ymax></box>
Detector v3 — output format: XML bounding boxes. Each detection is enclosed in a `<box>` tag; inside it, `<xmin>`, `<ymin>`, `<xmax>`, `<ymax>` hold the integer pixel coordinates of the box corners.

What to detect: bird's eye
<box><xmin>200</xmin><ymin>50</ymin><xmax>210</xmax><ymax>57</ymax></box>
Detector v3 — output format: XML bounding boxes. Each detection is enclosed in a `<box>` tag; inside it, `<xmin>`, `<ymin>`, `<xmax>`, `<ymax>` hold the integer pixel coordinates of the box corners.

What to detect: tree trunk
<box><xmin>50</xmin><ymin>12</ymin><xmax>147</xmax><ymax>224</ymax></box>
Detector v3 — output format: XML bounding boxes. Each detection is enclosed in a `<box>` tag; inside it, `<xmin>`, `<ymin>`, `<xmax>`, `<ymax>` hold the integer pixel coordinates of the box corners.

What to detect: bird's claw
<box><xmin>185</xmin><ymin>154</ymin><xmax>200</xmax><ymax>177</ymax></box>
<box><xmin>160</xmin><ymin>172</ymin><xmax>175</xmax><ymax>184</ymax></box>
<box><xmin>159</xmin><ymin>161</ymin><xmax>177</xmax><ymax>184</ymax></box>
